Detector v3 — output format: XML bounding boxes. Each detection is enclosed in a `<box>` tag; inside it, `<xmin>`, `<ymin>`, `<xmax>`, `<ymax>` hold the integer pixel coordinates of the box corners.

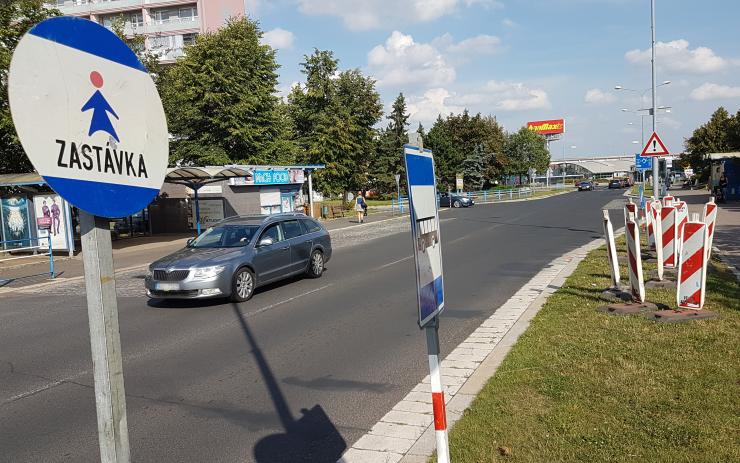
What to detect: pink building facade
<box><xmin>48</xmin><ymin>0</ymin><xmax>246</xmax><ymax>63</ymax></box>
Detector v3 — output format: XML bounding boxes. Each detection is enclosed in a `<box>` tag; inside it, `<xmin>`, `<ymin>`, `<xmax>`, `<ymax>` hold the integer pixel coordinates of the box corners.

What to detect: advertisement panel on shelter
<box><xmin>1</xmin><ymin>197</ymin><xmax>32</xmax><ymax>249</ymax></box>
<box><xmin>527</xmin><ymin>119</ymin><xmax>565</xmax><ymax>135</ymax></box>
<box><xmin>188</xmin><ymin>199</ymin><xmax>225</xmax><ymax>230</ymax></box>
<box><xmin>404</xmin><ymin>145</ymin><xmax>445</xmax><ymax>327</ymax></box>
<box><xmin>33</xmin><ymin>194</ymin><xmax>70</xmax><ymax>251</ymax></box>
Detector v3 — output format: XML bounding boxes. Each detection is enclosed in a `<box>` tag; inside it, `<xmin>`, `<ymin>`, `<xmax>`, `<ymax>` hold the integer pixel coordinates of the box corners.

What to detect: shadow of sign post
<box><xmin>230</xmin><ymin>305</ymin><xmax>346</xmax><ymax>463</ymax></box>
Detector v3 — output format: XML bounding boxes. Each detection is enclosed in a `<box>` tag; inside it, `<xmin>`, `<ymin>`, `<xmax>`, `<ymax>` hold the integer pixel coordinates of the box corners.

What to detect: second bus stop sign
<box><xmin>8</xmin><ymin>16</ymin><xmax>168</xmax><ymax>218</ymax></box>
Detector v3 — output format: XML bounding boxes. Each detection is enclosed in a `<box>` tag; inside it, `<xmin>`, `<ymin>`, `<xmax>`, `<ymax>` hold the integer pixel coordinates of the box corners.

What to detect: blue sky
<box><xmin>248</xmin><ymin>0</ymin><xmax>740</xmax><ymax>158</ymax></box>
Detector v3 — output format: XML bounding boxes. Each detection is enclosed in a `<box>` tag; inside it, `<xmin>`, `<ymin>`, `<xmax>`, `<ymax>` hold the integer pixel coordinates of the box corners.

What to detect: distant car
<box><xmin>608</xmin><ymin>179</ymin><xmax>622</xmax><ymax>189</ymax></box>
<box><xmin>145</xmin><ymin>213</ymin><xmax>331</xmax><ymax>302</ymax></box>
<box><xmin>577</xmin><ymin>181</ymin><xmax>594</xmax><ymax>191</ymax></box>
<box><xmin>438</xmin><ymin>192</ymin><xmax>474</xmax><ymax>208</ymax></box>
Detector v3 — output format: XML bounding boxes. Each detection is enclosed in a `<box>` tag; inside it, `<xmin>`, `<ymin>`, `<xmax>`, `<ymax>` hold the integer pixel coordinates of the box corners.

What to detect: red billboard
<box><xmin>527</xmin><ymin>119</ymin><xmax>565</xmax><ymax>135</ymax></box>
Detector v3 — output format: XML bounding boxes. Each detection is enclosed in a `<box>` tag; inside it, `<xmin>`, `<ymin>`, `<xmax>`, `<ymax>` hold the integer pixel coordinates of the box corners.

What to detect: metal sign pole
<box><xmin>80</xmin><ymin>211</ymin><xmax>131</xmax><ymax>463</ymax></box>
<box><xmin>194</xmin><ymin>187</ymin><xmax>202</xmax><ymax>235</ymax></box>
<box><xmin>650</xmin><ymin>0</ymin><xmax>659</xmax><ymax>200</ymax></box>
<box><xmin>425</xmin><ymin>317</ymin><xmax>450</xmax><ymax>463</ymax></box>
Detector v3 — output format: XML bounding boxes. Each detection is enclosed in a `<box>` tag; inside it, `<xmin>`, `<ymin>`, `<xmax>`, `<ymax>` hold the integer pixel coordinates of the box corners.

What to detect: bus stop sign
<box><xmin>8</xmin><ymin>16</ymin><xmax>168</xmax><ymax>218</ymax></box>
<box><xmin>404</xmin><ymin>144</ymin><xmax>445</xmax><ymax>327</ymax></box>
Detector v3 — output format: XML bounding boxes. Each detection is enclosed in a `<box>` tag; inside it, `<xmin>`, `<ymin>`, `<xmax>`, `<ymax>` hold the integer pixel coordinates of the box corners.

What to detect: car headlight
<box><xmin>146</xmin><ymin>268</ymin><xmax>152</xmax><ymax>278</ymax></box>
<box><xmin>192</xmin><ymin>266</ymin><xmax>225</xmax><ymax>280</ymax></box>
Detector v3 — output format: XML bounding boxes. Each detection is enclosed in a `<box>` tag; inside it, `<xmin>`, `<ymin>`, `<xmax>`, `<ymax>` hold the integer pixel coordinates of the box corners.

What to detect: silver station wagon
<box><xmin>145</xmin><ymin>213</ymin><xmax>331</xmax><ymax>301</ymax></box>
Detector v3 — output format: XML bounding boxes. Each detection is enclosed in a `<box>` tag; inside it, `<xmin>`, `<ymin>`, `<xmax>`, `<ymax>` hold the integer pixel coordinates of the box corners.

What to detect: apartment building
<box><xmin>48</xmin><ymin>0</ymin><xmax>246</xmax><ymax>63</ymax></box>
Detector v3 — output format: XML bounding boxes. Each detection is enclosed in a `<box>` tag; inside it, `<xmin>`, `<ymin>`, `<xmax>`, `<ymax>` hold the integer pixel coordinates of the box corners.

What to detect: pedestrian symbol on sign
<box><xmin>82</xmin><ymin>71</ymin><xmax>120</xmax><ymax>142</ymax></box>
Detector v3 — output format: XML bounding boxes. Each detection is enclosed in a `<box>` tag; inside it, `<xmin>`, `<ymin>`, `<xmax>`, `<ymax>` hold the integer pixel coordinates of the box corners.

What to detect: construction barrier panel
<box><xmin>674</xmin><ymin>200</ymin><xmax>689</xmax><ymax>257</ymax></box>
<box><xmin>677</xmin><ymin>217</ymin><xmax>708</xmax><ymax>310</ymax></box>
<box><xmin>662</xmin><ymin>195</ymin><xmax>674</xmax><ymax>207</ymax></box>
<box><xmin>702</xmin><ymin>197</ymin><xmax>718</xmax><ymax>259</ymax></box>
<box><xmin>661</xmin><ymin>205</ymin><xmax>677</xmax><ymax>268</ymax></box>
<box><xmin>625</xmin><ymin>212</ymin><xmax>645</xmax><ymax>303</ymax></box>
<box><xmin>652</xmin><ymin>200</ymin><xmax>665</xmax><ymax>280</ymax></box>
<box><xmin>645</xmin><ymin>200</ymin><xmax>654</xmax><ymax>247</ymax></box>
<box><xmin>602</xmin><ymin>210</ymin><xmax>620</xmax><ymax>288</ymax></box>
<box><xmin>624</xmin><ymin>199</ymin><xmax>637</xmax><ymax>230</ymax></box>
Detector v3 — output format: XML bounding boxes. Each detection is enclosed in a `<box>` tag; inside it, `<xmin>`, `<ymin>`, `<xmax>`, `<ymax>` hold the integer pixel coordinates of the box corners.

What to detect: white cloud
<box><xmin>262</xmin><ymin>28</ymin><xmax>294</xmax><ymax>49</ymax></box>
<box><xmin>407</xmin><ymin>88</ymin><xmax>464</xmax><ymax>123</ymax></box>
<box><xmin>584</xmin><ymin>88</ymin><xmax>616</xmax><ymax>104</ymax></box>
<box><xmin>690</xmin><ymin>82</ymin><xmax>740</xmax><ymax>101</ymax></box>
<box><xmin>501</xmin><ymin>18</ymin><xmax>517</xmax><ymax>28</ymax></box>
<box><xmin>469</xmin><ymin>80</ymin><xmax>551</xmax><ymax>111</ymax></box>
<box><xmin>367</xmin><ymin>31</ymin><xmax>456</xmax><ymax>88</ymax></box>
<box><xmin>625</xmin><ymin>39</ymin><xmax>729</xmax><ymax>74</ymax></box>
<box><xmin>443</xmin><ymin>34</ymin><xmax>502</xmax><ymax>56</ymax></box>
<box><xmin>297</xmin><ymin>0</ymin><xmax>499</xmax><ymax>30</ymax></box>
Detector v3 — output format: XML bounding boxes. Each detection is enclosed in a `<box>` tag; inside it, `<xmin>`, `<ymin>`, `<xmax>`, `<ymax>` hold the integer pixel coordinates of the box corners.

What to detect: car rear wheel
<box><xmin>306</xmin><ymin>250</ymin><xmax>324</xmax><ymax>278</ymax></box>
<box><xmin>453</xmin><ymin>200</ymin><xmax>461</xmax><ymax>208</ymax></box>
<box><xmin>231</xmin><ymin>267</ymin><xmax>255</xmax><ymax>302</ymax></box>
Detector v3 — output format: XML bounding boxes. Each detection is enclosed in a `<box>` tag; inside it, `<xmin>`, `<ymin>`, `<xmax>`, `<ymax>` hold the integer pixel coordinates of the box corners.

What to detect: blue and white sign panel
<box><xmin>254</xmin><ymin>169</ymin><xmax>290</xmax><ymax>185</ymax></box>
<box><xmin>635</xmin><ymin>154</ymin><xmax>652</xmax><ymax>171</ymax></box>
<box><xmin>8</xmin><ymin>17</ymin><xmax>168</xmax><ymax>218</ymax></box>
<box><xmin>404</xmin><ymin>145</ymin><xmax>445</xmax><ymax>328</ymax></box>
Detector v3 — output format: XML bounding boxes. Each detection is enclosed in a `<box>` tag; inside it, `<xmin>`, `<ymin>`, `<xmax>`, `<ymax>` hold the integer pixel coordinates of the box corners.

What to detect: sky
<box><xmin>247</xmin><ymin>0</ymin><xmax>740</xmax><ymax>159</ymax></box>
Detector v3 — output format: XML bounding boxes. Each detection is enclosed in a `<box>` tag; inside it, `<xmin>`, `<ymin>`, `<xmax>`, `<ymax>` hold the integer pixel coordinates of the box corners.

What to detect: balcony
<box><xmin>52</xmin><ymin>0</ymin><xmax>144</xmax><ymax>15</ymax></box>
<box><xmin>146</xmin><ymin>16</ymin><xmax>200</xmax><ymax>34</ymax></box>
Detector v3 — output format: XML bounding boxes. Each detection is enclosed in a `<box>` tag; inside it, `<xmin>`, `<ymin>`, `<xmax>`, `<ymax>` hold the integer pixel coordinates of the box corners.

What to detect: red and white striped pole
<box><xmin>646</xmin><ymin>200</ymin><xmax>655</xmax><ymax>248</ymax></box>
<box><xmin>661</xmin><ymin>204</ymin><xmax>677</xmax><ymax>268</ymax></box>
<box><xmin>674</xmin><ymin>199</ymin><xmax>688</xmax><ymax>257</ymax></box>
<box><xmin>652</xmin><ymin>200</ymin><xmax>664</xmax><ymax>280</ymax></box>
<box><xmin>426</xmin><ymin>318</ymin><xmax>450</xmax><ymax>463</ymax></box>
<box><xmin>602</xmin><ymin>209</ymin><xmax>620</xmax><ymax>288</ymax></box>
<box><xmin>702</xmin><ymin>197</ymin><xmax>718</xmax><ymax>259</ymax></box>
<box><xmin>624</xmin><ymin>199</ymin><xmax>637</xmax><ymax>230</ymax></box>
<box><xmin>626</xmin><ymin>212</ymin><xmax>645</xmax><ymax>303</ymax></box>
<box><xmin>677</xmin><ymin>214</ymin><xmax>709</xmax><ymax>310</ymax></box>
<box><xmin>662</xmin><ymin>194</ymin><xmax>674</xmax><ymax>207</ymax></box>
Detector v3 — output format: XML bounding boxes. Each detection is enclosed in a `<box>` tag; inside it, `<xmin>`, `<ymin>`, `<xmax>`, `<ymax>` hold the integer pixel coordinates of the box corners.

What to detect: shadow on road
<box><xmin>231</xmin><ymin>304</ymin><xmax>347</xmax><ymax>463</ymax></box>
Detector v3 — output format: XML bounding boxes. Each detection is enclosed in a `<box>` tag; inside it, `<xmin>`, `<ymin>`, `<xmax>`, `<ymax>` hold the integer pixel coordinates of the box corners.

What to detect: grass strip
<box><xmin>440</xmin><ymin>235</ymin><xmax>739</xmax><ymax>463</ymax></box>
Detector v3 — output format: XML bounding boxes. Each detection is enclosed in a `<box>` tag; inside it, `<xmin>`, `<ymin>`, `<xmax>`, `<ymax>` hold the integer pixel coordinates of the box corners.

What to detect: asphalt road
<box><xmin>0</xmin><ymin>188</ymin><xmax>626</xmax><ymax>463</ymax></box>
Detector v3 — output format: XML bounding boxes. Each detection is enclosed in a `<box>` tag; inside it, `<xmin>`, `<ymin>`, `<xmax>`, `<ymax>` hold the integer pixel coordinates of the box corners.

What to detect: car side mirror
<box><xmin>257</xmin><ymin>237</ymin><xmax>274</xmax><ymax>247</ymax></box>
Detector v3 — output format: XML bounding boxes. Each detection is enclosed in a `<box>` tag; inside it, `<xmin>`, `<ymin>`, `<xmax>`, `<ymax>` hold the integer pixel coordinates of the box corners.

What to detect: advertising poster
<box><xmin>188</xmin><ymin>199</ymin><xmax>224</xmax><ymax>230</ymax></box>
<box><xmin>33</xmin><ymin>194</ymin><xmax>70</xmax><ymax>251</ymax></box>
<box><xmin>404</xmin><ymin>145</ymin><xmax>444</xmax><ymax>327</ymax></box>
<box><xmin>1</xmin><ymin>197</ymin><xmax>32</xmax><ymax>249</ymax></box>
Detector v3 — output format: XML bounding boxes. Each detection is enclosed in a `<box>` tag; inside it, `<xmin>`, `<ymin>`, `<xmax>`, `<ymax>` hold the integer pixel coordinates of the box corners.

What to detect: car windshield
<box><xmin>188</xmin><ymin>225</ymin><xmax>260</xmax><ymax>248</ymax></box>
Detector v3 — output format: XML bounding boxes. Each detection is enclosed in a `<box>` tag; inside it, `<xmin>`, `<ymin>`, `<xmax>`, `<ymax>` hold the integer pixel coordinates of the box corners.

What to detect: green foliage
<box><xmin>683</xmin><ymin>107</ymin><xmax>740</xmax><ymax>181</ymax></box>
<box><xmin>460</xmin><ymin>144</ymin><xmax>487</xmax><ymax>190</ymax></box>
<box><xmin>108</xmin><ymin>16</ymin><xmax>160</xmax><ymax>76</ymax></box>
<box><xmin>371</xmin><ymin>93</ymin><xmax>409</xmax><ymax>195</ymax></box>
<box><xmin>426</xmin><ymin>111</ymin><xmax>506</xmax><ymax>189</ymax></box>
<box><xmin>289</xmin><ymin>49</ymin><xmax>382</xmax><ymax>195</ymax></box>
<box><xmin>160</xmin><ymin>17</ymin><xmax>283</xmax><ymax>166</ymax></box>
<box><xmin>504</xmin><ymin>127</ymin><xmax>550</xmax><ymax>181</ymax></box>
<box><xmin>0</xmin><ymin>0</ymin><xmax>59</xmax><ymax>174</ymax></box>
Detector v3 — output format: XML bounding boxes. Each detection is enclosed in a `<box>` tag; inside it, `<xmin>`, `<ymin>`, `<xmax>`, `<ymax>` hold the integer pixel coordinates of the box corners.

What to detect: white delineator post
<box><xmin>426</xmin><ymin>319</ymin><xmax>450</xmax><ymax>463</ymax></box>
<box><xmin>646</xmin><ymin>200</ymin><xmax>655</xmax><ymax>249</ymax></box>
<box><xmin>661</xmin><ymin>203</ymin><xmax>677</xmax><ymax>268</ymax></box>
<box><xmin>677</xmin><ymin>214</ymin><xmax>709</xmax><ymax>309</ymax></box>
<box><xmin>674</xmin><ymin>200</ymin><xmax>688</xmax><ymax>257</ymax></box>
<box><xmin>702</xmin><ymin>197</ymin><xmax>718</xmax><ymax>259</ymax></box>
<box><xmin>624</xmin><ymin>198</ymin><xmax>637</xmax><ymax>229</ymax></box>
<box><xmin>652</xmin><ymin>200</ymin><xmax>664</xmax><ymax>281</ymax></box>
<box><xmin>602</xmin><ymin>209</ymin><xmax>620</xmax><ymax>288</ymax></box>
<box><xmin>626</xmin><ymin>212</ymin><xmax>646</xmax><ymax>303</ymax></box>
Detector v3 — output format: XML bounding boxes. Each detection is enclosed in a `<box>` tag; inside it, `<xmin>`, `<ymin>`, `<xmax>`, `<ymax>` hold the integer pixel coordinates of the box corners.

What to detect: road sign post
<box><xmin>395</xmin><ymin>173</ymin><xmax>402</xmax><ymax>214</ymax></box>
<box><xmin>404</xmin><ymin>137</ymin><xmax>449</xmax><ymax>463</ymax></box>
<box><xmin>9</xmin><ymin>17</ymin><xmax>168</xmax><ymax>463</ymax></box>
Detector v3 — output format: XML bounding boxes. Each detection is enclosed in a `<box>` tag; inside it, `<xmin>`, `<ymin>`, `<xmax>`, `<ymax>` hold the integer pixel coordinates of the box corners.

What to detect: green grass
<box><xmin>440</xmin><ymin>235</ymin><xmax>740</xmax><ymax>463</ymax></box>
<box><xmin>630</xmin><ymin>183</ymin><xmax>654</xmax><ymax>196</ymax></box>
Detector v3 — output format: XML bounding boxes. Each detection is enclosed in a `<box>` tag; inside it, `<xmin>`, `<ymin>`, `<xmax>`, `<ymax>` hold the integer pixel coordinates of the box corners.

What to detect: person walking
<box><xmin>355</xmin><ymin>191</ymin><xmax>366</xmax><ymax>224</ymax></box>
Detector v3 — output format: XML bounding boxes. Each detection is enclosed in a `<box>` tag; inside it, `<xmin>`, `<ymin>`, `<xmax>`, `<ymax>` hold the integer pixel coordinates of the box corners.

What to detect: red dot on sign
<box><xmin>90</xmin><ymin>71</ymin><xmax>104</xmax><ymax>88</ymax></box>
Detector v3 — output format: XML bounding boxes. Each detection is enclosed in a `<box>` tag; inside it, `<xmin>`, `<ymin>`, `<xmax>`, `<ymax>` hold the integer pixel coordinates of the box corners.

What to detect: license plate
<box><xmin>156</xmin><ymin>283</ymin><xmax>179</xmax><ymax>291</ymax></box>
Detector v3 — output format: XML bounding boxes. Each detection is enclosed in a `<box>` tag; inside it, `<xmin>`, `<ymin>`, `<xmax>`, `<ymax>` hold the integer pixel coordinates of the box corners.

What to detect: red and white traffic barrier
<box><xmin>674</xmin><ymin>200</ymin><xmax>689</xmax><ymax>257</ymax></box>
<box><xmin>428</xmin><ymin>347</ymin><xmax>450</xmax><ymax>462</ymax></box>
<box><xmin>702</xmin><ymin>197</ymin><xmax>718</xmax><ymax>259</ymax></box>
<box><xmin>652</xmin><ymin>201</ymin><xmax>664</xmax><ymax>280</ymax></box>
<box><xmin>677</xmin><ymin>214</ymin><xmax>709</xmax><ymax>309</ymax></box>
<box><xmin>661</xmin><ymin>204</ymin><xmax>677</xmax><ymax>268</ymax></box>
<box><xmin>602</xmin><ymin>210</ymin><xmax>620</xmax><ymax>288</ymax></box>
<box><xmin>624</xmin><ymin>199</ymin><xmax>637</xmax><ymax>230</ymax></box>
<box><xmin>662</xmin><ymin>195</ymin><xmax>674</xmax><ymax>207</ymax></box>
<box><xmin>626</xmin><ymin>212</ymin><xmax>645</xmax><ymax>303</ymax></box>
<box><xmin>645</xmin><ymin>201</ymin><xmax>655</xmax><ymax>248</ymax></box>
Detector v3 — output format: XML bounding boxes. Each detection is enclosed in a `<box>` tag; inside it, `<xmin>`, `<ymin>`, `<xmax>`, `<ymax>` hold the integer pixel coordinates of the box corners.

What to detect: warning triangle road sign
<box><xmin>641</xmin><ymin>131</ymin><xmax>669</xmax><ymax>157</ymax></box>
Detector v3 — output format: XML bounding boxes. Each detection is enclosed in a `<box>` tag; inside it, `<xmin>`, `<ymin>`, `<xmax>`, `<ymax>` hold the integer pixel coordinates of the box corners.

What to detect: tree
<box><xmin>504</xmin><ymin>127</ymin><xmax>550</xmax><ymax>183</ymax></box>
<box><xmin>460</xmin><ymin>144</ymin><xmax>486</xmax><ymax>190</ymax></box>
<box><xmin>370</xmin><ymin>93</ymin><xmax>409</xmax><ymax>195</ymax></box>
<box><xmin>109</xmin><ymin>16</ymin><xmax>160</xmax><ymax>76</ymax></box>
<box><xmin>289</xmin><ymin>50</ymin><xmax>382</xmax><ymax>196</ymax></box>
<box><xmin>159</xmin><ymin>17</ymin><xmax>282</xmax><ymax>166</ymax></box>
<box><xmin>683</xmin><ymin>107</ymin><xmax>737</xmax><ymax>181</ymax></box>
<box><xmin>0</xmin><ymin>0</ymin><xmax>59</xmax><ymax>174</ymax></box>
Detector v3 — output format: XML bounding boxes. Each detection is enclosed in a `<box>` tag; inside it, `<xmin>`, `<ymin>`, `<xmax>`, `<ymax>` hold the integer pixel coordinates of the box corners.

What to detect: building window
<box><xmin>183</xmin><ymin>33</ymin><xmax>197</xmax><ymax>47</ymax></box>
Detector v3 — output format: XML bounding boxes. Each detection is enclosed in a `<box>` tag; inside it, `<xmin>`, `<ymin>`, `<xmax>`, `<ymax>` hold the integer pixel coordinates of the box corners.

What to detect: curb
<box><xmin>338</xmin><ymin>236</ymin><xmax>603</xmax><ymax>463</ymax></box>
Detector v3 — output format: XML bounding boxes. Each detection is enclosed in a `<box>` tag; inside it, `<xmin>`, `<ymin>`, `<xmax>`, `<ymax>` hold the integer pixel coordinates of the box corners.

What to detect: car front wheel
<box><xmin>231</xmin><ymin>267</ymin><xmax>255</xmax><ymax>302</ymax></box>
<box><xmin>453</xmin><ymin>200</ymin><xmax>461</xmax><ymax>208</ymax></box>
<box><xmin>306</xmin><ymin>250</ymin><xmax>324</xmax><ymax>278</ymax></box>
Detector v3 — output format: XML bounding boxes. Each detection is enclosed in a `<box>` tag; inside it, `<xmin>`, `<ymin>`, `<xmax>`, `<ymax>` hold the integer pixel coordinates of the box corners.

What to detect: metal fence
<box><xmin>0</xmin><ymin>237</ymin><xmax>55</xmax><ymax>280</ymax></box>
<box><xmin>390</xmin><ymin>184</ymin><xmax>569</xmax><ymax>213</ymax></box>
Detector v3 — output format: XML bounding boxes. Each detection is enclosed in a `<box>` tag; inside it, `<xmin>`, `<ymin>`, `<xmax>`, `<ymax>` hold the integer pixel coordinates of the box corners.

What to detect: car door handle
<box><xmin>280</xmin><ymin>246</ymin><xmax>289</xmax><ymax>251</ymax></box>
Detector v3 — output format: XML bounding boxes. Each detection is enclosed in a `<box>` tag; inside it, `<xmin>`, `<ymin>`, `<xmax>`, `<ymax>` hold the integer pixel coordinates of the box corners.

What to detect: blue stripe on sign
<box><xmin>43</xmin><ymin>176</ymin><xmax>160</xmax><ymax>218</ymax></box>
<box><xmin>29</xmin><ymin>17</ymin><xmax>147</xmax><ymax>73</ymax></box>
<box><xmin>406</xmin><ymin>153</ymin><xmax>435</xmax><ymax>186</ymax></box>
<box><xmin>419</xmin><ymin>275</ymin><xmax>444</xmax><ymax>321</ymax></box>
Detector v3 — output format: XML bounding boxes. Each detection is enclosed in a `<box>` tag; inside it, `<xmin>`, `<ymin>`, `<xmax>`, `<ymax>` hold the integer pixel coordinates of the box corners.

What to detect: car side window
<box><xmin>282</xmin><ymin>220</ymin><xmax>304</xmax><ymax>239</ymax></box>
<box><xmin>300</xmin><ymin>219</ymin><xmax>322</xmax><ymax>233</ymax></box>
<box><xmin>260</xmin><ymin>223</ymin><xmax>282</xmax><ymax>243</ymax></box>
